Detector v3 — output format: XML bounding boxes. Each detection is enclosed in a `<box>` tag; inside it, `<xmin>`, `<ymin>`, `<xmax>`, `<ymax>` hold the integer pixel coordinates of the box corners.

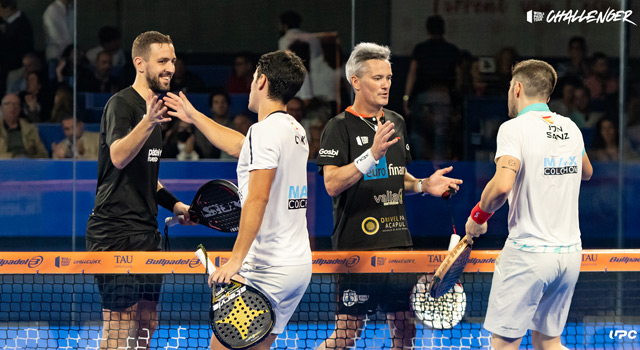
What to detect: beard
<box><xmin>146</xmin><ymin>71</ymin><xmax>170</xmax><ymax>94</ymax></box>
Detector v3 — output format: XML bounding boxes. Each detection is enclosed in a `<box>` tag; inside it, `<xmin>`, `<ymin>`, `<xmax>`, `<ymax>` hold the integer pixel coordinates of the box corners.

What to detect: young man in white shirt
<box><xmin>164</xmin><ymin>50</ymin><xmax>311</xmax><ymax>350</ymax></box>
<box><xmin>465</xmin><ymin>59</ymin><xmax>593</xmax><ymax>350</ymax></box>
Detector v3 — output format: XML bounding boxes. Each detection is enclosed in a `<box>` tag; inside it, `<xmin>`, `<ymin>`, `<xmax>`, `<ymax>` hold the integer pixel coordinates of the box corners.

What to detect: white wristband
<box><xmin>416</xmin><ymin>179</ymin><xmax>424</xmax><ymax>194</ymax></box>
<box><xmin>354</xmin><ymin>148</ymin><xmax>378</xmax><ymax>174</ymax></box>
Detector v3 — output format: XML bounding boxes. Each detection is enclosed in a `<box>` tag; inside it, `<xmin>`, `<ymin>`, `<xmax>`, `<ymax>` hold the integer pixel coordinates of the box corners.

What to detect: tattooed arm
<box><xmin>477</xmin><ymin>155</ymin><xmax>520</xmax><ymax>213</ymax></box>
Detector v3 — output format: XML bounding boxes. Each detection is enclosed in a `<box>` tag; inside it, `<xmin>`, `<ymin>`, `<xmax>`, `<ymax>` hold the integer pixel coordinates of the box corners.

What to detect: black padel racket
<box><xmin>166</xmin><ymin>179</ymin><xmax>241</xmax><ymax>232</ymax></box>
<box><xmin>195</xmin><ymin>245</ymin><xmax>275</xmax><ymax>350</ymax></box>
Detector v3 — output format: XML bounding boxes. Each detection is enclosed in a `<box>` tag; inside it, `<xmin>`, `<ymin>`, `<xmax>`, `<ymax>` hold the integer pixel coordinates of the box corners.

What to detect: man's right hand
<box><xmin>163</xmin><ymin>91</ymin><xmax>197</xmax><ymax>124</ymax></box>
<box><xmin>371</xmin><ymin>119</ymin><xmax>399</xmax><ymax>160</ymax></box>
<box><xmin>144</xmin><ymin>90</ymin><xmax>170</xmax><ymax>126</ymax></box>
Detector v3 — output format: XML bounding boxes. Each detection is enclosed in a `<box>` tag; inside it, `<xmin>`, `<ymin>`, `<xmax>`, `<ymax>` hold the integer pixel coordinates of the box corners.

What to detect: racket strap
<box><xmin>163</xmin><ymin>224</ymin><xmax>171</xmax><ymax>251</ymax></box>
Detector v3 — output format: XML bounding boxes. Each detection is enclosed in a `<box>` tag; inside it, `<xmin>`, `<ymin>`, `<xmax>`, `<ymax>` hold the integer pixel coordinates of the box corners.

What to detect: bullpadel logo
<box><xmin>526</xmin><ymin>9</ymin><xmax>636</xmax><ymax>25</ymax></box>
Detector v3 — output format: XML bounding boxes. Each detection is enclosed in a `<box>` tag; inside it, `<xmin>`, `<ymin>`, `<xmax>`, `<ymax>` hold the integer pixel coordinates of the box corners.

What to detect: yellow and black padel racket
<box><xmin>195</xmin><ymin>246</ymin><xmax>275</xmax><ymax>349</ymax></box>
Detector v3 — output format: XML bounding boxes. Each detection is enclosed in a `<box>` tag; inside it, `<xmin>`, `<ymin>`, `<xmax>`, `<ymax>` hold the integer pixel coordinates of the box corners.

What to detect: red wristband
<box><xmin>470</xmin><ymin>202</ymin><xmax>493</xmax><ymax>224</ymax></box>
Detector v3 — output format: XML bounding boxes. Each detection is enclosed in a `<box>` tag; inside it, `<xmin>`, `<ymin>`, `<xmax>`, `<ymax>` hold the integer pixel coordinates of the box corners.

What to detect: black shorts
<box><xmin>86</xmin><ymin>231</ymin><xmax>163</xmax><ymax>311</ymax></box>
<box><xmin>337</xmin><ymin>273</ymin><xmax>419</xmax><ymax>315</ymax></box>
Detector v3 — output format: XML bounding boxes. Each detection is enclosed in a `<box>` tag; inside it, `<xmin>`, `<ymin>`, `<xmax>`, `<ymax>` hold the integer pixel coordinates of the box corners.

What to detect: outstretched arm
<box><xmin>164</xmin><ymin>91</ymin><xmax>245</xmax><ymax>158</ymax></box>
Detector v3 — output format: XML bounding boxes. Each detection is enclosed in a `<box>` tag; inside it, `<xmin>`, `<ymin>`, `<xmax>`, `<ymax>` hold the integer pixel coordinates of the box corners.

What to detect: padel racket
<box><xmin>428</xmin><ymin>187</ymin><xmax>472</xmax><ymax>298</ymax></box>
<box><xmin>411</xmin><ymin>276</ymin><xmax>466</xmax><ymax>329</ymax></box>
<box><xmin>166</xmin><ymin>179</ymin><xmax>241</xmax><ymax>232</ymax></box>
<box><xmin>195</xmin><ymin>245</ymin><xmax>275</xmax><ymax>350</ymax></box>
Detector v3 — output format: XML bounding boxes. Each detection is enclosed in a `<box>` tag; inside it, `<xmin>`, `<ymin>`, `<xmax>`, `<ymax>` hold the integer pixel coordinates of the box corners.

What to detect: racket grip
<box><xmin>448</xmin><ymin>233</ymin><xmax>461</xmax><ymax>251</ymax></box>
<box><xmin>195</xmin><ymin>248</ymin><xmax>216</xmax><ymax>275</ymax></box>
<box><xmin>165</xmin><ymin>215</ymin><xmax>184</xmax><ymax>227</ymax></box>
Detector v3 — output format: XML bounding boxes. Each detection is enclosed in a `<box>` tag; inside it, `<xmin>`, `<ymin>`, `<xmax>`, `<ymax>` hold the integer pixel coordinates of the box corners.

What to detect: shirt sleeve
<box><xmin>315</xmin><ymin>117</ymin><xmax>350</xmax><ymax>174</ymax></box>
<box><xmin>495</xmin><ymin>121</ymin><xmax>523</xmax><ymax>162</ymax></box>
<box><xmin>247</xmin><ymin>123</ymin><xmax>280</xmax><ymax>171</ymax></box>
<box><xmin>104</xmin><ymin>96</ymin><xmax>135</xmax><ymax>146</ymax></box>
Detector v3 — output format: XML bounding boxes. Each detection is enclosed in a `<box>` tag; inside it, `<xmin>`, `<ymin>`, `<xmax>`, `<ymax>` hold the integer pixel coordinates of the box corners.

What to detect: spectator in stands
<box><xmin>0</xmin><ymin>0</ymin><xmax>34</xmax><ymax>97</ymax></box>
<box><xmin>231</xmin><ymin>113</ymin><xmax>253</xmax><ymax>136</ymax></box>
<box><xmin>488</xmin><ymin>47</ymin><xmax>520</xmax><ymax>96</ymax></box>
<box><xmin>170</xmin><ymin>120</ymin><xmax>199</xmax><ymax>161</ymax></box>
<box><xmin>51</xmin><ymin>115</ymin><xmax>99</xmax><ymax>159</ymax></box>
<box><xmin>403</xmin><ymin>15</ymin><xmax>460</xmax><ymax>160</ymax></box>
<box><xmin>42</xmin><ymin>0</ymin><xmax>73</xmax><ymax>78</ymax></box>
<box><xmin>456</xmin><ymin>50</ymin><xmax>483</xmax><ymax>97</ymax></box>
<box><xmin>170</xmin><ymin>57</ymin><xmax>206</xmax><ymax>93</ymax></box>
<box><xmin>193</xmin><ymin>92</ymin><xmax>232</xmax><ymax>158</ymax></box>
<box><xmin>583</xmin><ymin>52</ymin><xmax>618</xmax><ymax>104</ymax></box>
<box><xmin>19</xmin><ymin>71</ymin><xmax>52</xmax><ymax>123</ymax></box>
<box><xmin>549</xmin><ymin>77</ymin><xmax>580</xmax><ymax>117</ymax></box>
<box><xmin>589</xmin><ymin>117</ymin><xmax>640</xmax><ymax>162</ymax></box>
<box><xmin>0</xmin><ymin>93</ymin><xmax>48</xmax><ymax>158</ymax></box>
<box><xmin>5</xmin><ymin>51</ymin><xmax>42</xmax><ymax>94</ymax></box>
<box><xmin>77</xmin><ymin>50</ymin><xmax>118</xmax><ymax>93</ymax></box>
<box><xmin>569</xmin><ymin>85</ymin><xmax>602</xmax><ymax>128</ymax></box>
<box><xmin>287</xmin><ymin>96</ymin><xmax>304</xmax><ymax>122</ymax></box>
<box><xmin>50</xmin><ymin>84</ymin><xmax>72</xmax><ymax>122</ymax></box>
<box><xmin>225</xmin><ymin>51</ymin><xmax>254</xmax><ymax>94</ymax></box>
<box><xmin>556</xmin><ymin>36</ymin><xmax>589</xmax><ymax>80</ymax></box>
<box><xmin>86</xmin><ymin>25</ymin><xmax>126</xmax><ymax>78</ymax></box>
<box><xmin>54</xmin><ymin>44</ymin><xmax>92</xmax><ymax>88</ymax></box>
<box><xmin>279</xmin><ymin>10</ymin><xmax>335</xmax><ymax>103</ymax></box>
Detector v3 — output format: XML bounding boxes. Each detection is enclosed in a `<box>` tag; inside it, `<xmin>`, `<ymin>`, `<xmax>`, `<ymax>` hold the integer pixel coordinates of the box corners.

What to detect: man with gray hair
<box><xmin>315</xmin><ymin>42</ymin><xmax>462</xmax><ymax>349</ymax></box>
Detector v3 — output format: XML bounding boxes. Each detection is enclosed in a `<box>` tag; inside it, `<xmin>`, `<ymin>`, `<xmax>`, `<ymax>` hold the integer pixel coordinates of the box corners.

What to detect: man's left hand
<box><xmin>424</xmin><ymin>166</ymin><xmax>463</xmax><ymax>196</ymax></box>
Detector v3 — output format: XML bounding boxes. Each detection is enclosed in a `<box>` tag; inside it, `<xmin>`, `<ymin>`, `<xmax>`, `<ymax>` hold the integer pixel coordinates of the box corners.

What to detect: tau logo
<box><xmin>582</xmin><ymin>254</ymin><xmax>598</xmax><ymax>262</ymax></box>
<box><xmin>115</xmin><ymin>255</ymin><xmax>133</xmax><ymax>264</ymax></box>
<box><xmin>609</xmin><ymin>330</ymin><xmax>637</xmax><ymax>340</ymax></box>
<box><xmin>428</xmin><ymin>255</ymin><xmax>444</xmax><ymax>263</ymax></box>
<box><xmin>28</xmin><ymin>256</ymin><xmax>43</xmax><ymax>268</ymax></box>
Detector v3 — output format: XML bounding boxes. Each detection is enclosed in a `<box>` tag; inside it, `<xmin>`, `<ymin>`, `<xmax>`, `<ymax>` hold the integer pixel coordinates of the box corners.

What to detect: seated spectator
<box><xmin>50</xmin><ymin>84</ymin><xmax>73</xmax><ymax>122</ymax></box>
<box><xmin>556</xmin><ymin>36</ymin><xmax>589</xmax><ymax>80</ymax></box>
<box><xmin>226</xmin><ymin>51</ymin><xmax>254</xmax><ymax>94</ymax></box>
<box><xmin>0</xmin><ymin>93</ymin><xmax>48</xmax><ymax>158</ymax></box>
<box><xmin>590</xmin><ymin>117</ymin><xmax>639</xmax><ymax>162</ymax></box>
<box><xmin>549</xmin><ymin>77</ymin><xmax>580</xmax><ymax>117</ymax></box>
<box><xmin>193</xmin><ymin>92</ymin><xmax>233</xmax><ymax>159</ymax></box>
<box><xmin>86</xmin><ymin>25</ymin><xmax>125</xmax><ymax>78</ymax></box>
<box><xmin>568</xmin><ymin>85</ymin><xmax>602</xmax><ymax>128</ymax></box>
<box><xmin>456</xmin><ymin>50</ymin><xmax>483</xmax><ymax>97</ymax></box>
<box><xmin>18</xmin><ymin>71</ymin><xmax>52</xmax><ymax>123</ymax></box>
<box><xmin>583</xmin><ymin>52</ymin><xmax>618</xmax><ymax>104</ymax></box>
<box><xmin>286</xmin><ymin>96</ymin><xmax>304</xmax><ymax>123</ymax></box>
<box><xmin>51</xmin><ymin>115</ymin><xmax>99</xmax><ymax>159</ymax></box>
<box><xmin>5</xmin><ymin>52</ymin><xmax>42</xmax><ymax>94</ymax></box>
<box><xmin>54</xmin><ymin>44</ymin><xmax>92</xmax><ymax>88</ymax></box>
<box><xmin>170</xmin><ymin>57</ymin><xmax>206</xmax><ymax>93</ymax></box>
<box><xmin>484</xmin><ymin>47</ymin><xmax>519</xmax><ymax>96</ymax></box>
<box><xmin>231</xmin><ymin>113</ymin><xmax>253</xmax><ymax>136</ymax></box>
<box><xmin>77</xmin><ymin>50</ymin><xmax>118</xmax><ymax>93</ymax></box>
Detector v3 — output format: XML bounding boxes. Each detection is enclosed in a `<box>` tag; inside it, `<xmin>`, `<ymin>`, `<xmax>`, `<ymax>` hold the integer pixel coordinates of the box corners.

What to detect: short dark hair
<box><xmin>256</xmin><ymin>50</ymin><xmax>306</xmax><ymax>104</ymax></box>
<box><xmin>98</xmin><ymin>26</ymin><xmax>122</xmax><ymax>45</ymax></box>
<box><xmin>280</xmin><ymin>11</ymin><xmax>302</xmax><ymax>29</ymax></box>
<box><xmin>209</xmin><ymin>92</ymin><xmax>231</xmax><ymax>107</ymax></box>
<box><xmin>426</xmin><ymin>15</ymin><xmax>445</xmax><ymax>35</ymax></box>
<box><xmin>511</xmin><ymin>59</ymin><xmax>557</xmax><ymax>99</ymax></box>
<box><xmin>591</xmin><ymin>51</ymin><xmax>608</xmax><ymax>65</ymax></box>
<box><xmin>568</xmin><ymin>36</ymin><xmax>586</xmax><ymax>51</ymax></box>
<box><xmin>131</xmin><ymin>31</ymin><xmax>173</xmax><ymax>62</ymax></box>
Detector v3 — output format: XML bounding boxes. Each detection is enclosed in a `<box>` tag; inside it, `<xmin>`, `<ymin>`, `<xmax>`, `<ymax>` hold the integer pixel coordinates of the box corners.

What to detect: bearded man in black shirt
<box><xmin>316</xmin><ymin>42</ymin><xmax>463</xmax><ymax>350</ymax></box>
<box><xmin>86</xmin><ymin>31</ymin><xmax>192</xmax><ymax>350</ymax></box>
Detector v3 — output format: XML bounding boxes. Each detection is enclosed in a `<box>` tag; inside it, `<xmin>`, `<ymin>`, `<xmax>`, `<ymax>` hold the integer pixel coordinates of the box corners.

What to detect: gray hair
<box><xmin>345</xmin><ymin>42</ymin><xmax>391</xmax><ymax>85</ymax></box>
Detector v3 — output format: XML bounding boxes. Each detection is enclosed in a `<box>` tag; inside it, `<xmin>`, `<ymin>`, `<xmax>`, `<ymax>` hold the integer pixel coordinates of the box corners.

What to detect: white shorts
<box><xmin>239</xmin><ymin>262</ymin><xmax>312</xmax><ymax>334</ymax></box>
<box><xmin>483</xmin><ymin>245</ymin><xmax>581</xmax><ymax>338</ymax></box>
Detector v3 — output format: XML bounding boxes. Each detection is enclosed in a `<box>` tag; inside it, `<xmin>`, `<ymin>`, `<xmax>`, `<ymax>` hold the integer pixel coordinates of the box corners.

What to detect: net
<box><xmin>0</xmin><ymin>251</ymin><xmax>638</xmax><ymax>349</ymax></box>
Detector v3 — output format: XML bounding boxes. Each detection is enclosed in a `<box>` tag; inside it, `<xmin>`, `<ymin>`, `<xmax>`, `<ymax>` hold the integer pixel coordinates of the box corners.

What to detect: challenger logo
<box><xmin>361</xmin><ymin>217</ymin><xmax>379</xmax><ymax>235</ymax></box>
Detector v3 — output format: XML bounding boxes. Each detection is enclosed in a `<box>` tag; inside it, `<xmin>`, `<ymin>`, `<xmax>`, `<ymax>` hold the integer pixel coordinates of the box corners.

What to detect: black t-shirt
<box><xmin>411</xmin><ymin>38</ymin><xmax>460</xmax><ymax>93</ymax></box>
<box><xmin>316</xmin><ymin>108</ymin><xmax>412</xmax><ymax>250</ymax></box>
<box><xmin>86</xmin><ymin>87</ymin><xmax>163</xmax><ymax>242</ymax></box>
